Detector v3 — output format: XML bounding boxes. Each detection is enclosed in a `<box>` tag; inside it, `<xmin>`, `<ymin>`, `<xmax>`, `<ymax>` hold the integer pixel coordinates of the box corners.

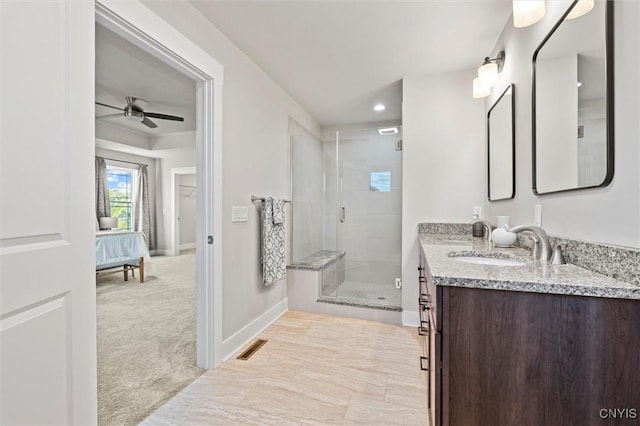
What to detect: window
<box><xmin>107</xmin><ymin>166</ymin><xmax>136</xmax><ymax>231</ymax></box>
<box><xmin>370</xmin><ymin>171</ymin><xmax>391</xmax><ymax>192</ymax></box>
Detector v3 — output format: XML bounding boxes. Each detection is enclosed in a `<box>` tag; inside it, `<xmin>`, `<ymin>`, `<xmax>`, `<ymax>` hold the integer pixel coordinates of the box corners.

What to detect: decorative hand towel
<box><xmin>261</xmin><ymin>197</ymin><xmax>286</xmax><ymax>285</ymax></box>
<box><xmin>272</xmin><ymin>198</ymin><xmax>285</xmax><ymax>225</ymax></box>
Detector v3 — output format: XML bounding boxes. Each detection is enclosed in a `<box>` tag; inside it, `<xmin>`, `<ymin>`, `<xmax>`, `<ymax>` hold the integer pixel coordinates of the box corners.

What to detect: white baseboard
<box><xmin>402</xmin><ymin>310</ymin><xmax>419</xmax><ymax>327</ymax></box>
<box><xmin>221</xmin><ymin>297</ymin><xmax>288</xmax><ymax>361</ymax></box>
<box><xmin>179</xmin><ymin>242</ymin><xmax>196</xmax><ymax>250</ymax></box>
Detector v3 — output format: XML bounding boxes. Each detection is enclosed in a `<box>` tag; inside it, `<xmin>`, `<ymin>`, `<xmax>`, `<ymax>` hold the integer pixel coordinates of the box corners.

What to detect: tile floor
<box><xmin>142</xmin><ymin>311</ymin><xmax>428</xmax><ymax>425</ymax></box>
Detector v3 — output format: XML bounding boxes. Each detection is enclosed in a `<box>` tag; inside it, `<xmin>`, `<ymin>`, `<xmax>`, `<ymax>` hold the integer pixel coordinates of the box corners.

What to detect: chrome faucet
<box><xmin>470</xmin><ymin>219</ymin><xmax>494</xmax><ymax>241</ymax></box>
<box><xmin>507</xmin><ymin>225</ymin><xmax>552</xmax><ymax>262</ymax></box>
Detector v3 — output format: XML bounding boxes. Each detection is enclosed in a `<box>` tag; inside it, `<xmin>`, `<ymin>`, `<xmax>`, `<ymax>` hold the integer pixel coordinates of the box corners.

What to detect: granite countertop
<box><xmin>419</xmin><ymin>233</ymin><xmax>640</xmax><ymax>300</ymax></box>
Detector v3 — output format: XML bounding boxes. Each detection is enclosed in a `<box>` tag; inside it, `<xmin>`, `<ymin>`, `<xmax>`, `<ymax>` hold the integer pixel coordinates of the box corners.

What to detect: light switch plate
<box><xmin>473</xmin><ymin>206</ymin><xmax>483</xmax><ymax>218</ymax></box>
<box><xmin>232</xmin><ymin>206</ymin><xmax>249</xmax><ymax>222</ymax></box>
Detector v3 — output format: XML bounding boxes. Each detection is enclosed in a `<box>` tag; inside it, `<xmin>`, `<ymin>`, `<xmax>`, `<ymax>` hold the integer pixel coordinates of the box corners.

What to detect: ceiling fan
<box><xmin>95</xmin><ymin>96</ymin><xmax>184</xmax><ymax>129</ymax></box>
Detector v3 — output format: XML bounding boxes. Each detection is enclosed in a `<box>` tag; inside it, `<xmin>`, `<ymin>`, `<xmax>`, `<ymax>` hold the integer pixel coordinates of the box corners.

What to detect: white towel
<box><xmin>261</xmin><ymin>197</ymin><xmax>286</xmax><ymax>285</ymax></box>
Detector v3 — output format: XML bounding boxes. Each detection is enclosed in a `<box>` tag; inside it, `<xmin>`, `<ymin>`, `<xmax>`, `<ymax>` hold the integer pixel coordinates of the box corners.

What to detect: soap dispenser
<box><xmin>472</xmin><ymin>214</ymin><xmax>484</xmax><ymax>237</ymax></box>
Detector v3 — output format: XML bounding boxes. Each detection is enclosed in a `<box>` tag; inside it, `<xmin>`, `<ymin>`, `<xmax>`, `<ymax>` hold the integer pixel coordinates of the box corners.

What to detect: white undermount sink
<box><xmin>451</xmin><ymin>256</ymin><xmax>525</xmax><ymax>266</ymax></box>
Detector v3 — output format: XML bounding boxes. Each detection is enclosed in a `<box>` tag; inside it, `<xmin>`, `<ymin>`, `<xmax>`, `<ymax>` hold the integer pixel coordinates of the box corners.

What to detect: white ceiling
<box><xmin>95</xmin><ymin>24</ymin><xmax>197</xmax><ymax>136</ymax></box>
<box><xmin>190</xmin><ymin>0</ymin><xmax>513</xmax><ymax>127</ymax></box>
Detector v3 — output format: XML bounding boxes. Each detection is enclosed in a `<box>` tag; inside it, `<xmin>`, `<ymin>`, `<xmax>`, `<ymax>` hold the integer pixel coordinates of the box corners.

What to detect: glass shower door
<box><xmin>335</xmin><ymin>127</ymin><xmax>402</xmax><ymax>307</ymax></box>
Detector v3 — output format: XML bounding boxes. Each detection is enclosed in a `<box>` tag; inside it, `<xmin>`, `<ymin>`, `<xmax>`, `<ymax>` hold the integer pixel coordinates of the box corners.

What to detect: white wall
<box><xmin>401</xmin><ymin>69</ymin><xmax>485</xmax><ymax>323</ymax></box>
<box><xmin>484</xmin><ymin>0</ymin><xmax>640</xmax><ymax>248</ymax></box>
<box><xmin>140</xmin><ymin>0</ymin><xmax>320</xmax><ymax>341</ymax></box>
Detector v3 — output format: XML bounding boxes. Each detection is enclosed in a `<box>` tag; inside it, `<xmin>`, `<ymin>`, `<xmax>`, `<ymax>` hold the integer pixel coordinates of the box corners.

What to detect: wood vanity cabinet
<box><xmin>419</xmin><ymin>255</ymin><xmax>640</xmax><ymax>426</ymax></box>
<box><xmin>419</xmin><ymin>251</ymin><xmax>442</xmax><ymax>426</ymax></box>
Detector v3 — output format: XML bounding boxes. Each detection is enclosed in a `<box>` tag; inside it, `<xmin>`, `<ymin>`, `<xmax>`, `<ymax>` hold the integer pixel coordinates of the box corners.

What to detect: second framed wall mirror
<box><xmin>532</xmin><ymin>0</ymin><xmax>613</xmax><ymax>195</ymax></box>
<box><xmin>488</xmin><ymin>84</ymin><xmax>515</xmax><ymax>201</ymax></box>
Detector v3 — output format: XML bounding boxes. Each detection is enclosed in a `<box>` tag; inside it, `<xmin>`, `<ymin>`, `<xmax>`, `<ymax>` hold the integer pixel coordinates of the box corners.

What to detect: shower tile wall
<box><xmin>325</xmin><ymin>134</ymin><xmax>402</xmax><ymax>288</ymax></box>
<box><xmin>291</xmin><ymin>128</ymin><xmax>324</xmax><ymax>262</ymax></box>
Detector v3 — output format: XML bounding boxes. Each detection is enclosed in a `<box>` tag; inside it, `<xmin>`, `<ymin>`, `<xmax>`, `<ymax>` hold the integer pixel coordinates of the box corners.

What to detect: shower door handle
<box><xmin>340</xmin><ymin>206</ymin><xmax>346</xmax><ymax>223</ymax></box>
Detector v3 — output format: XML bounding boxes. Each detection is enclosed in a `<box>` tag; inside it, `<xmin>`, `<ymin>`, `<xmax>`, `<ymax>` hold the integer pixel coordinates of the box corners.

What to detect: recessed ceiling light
<box><xmin>373</xmin><ymin>104</ymin><xmax>386</xmax><ymax>111</ymax></box>
<box><xmin>378</xmin><ymin>127</ymin><xmax>398</xmax><ymax>135</ymax></box>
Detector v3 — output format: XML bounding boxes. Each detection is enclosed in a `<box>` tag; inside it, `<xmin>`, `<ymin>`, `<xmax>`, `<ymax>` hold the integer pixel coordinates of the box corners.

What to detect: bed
<box><xmin>96</xmin><ymin>230</ymin><xmax>149</xmax><ymax>283</ymax></box>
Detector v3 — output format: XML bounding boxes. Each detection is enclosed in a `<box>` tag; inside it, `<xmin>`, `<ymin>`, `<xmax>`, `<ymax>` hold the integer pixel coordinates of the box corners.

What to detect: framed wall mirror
<box><xmin>488</xmin><ymin>84</ymin><xmax>516</xmax><ymax>201</ymax></box>
<box><xmin>532</xmin><ymin>0</ymin><xmax>613</xmax><ymax>195</ymax></box>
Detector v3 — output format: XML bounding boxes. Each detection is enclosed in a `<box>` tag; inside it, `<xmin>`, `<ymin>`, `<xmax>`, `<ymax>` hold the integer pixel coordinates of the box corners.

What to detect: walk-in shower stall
<box><xmin>290</xmin><ymin>122</ymin><xmax>402</xmax><ymax>309</ymax></box>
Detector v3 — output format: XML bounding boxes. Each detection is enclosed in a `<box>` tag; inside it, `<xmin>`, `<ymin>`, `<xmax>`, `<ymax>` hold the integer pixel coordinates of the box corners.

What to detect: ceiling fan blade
<box><xmin>95</xmin><ymin>102</ymin><xmax>124</xmax><ymax>111</ymax></box>
<box><xmin>144</xmin><ymin>112</ymin><xmax>184</xmax><ymax>122</ymax></box>
<box><xmin>95</xmin><ymin>113</ymin><xmax>123</xmax><ymax>120</ymax></box>
<box><xmin>142</xmin><ymin>117</ymin><xmax>158</xmax><ymax>128</ymax></box>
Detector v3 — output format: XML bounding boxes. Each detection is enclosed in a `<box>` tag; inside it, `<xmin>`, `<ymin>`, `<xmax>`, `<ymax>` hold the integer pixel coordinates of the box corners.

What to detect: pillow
<box><xmin>95</xmin><ymin>217</ymin><xmax>100</xmax><ymax>231</ymax></box>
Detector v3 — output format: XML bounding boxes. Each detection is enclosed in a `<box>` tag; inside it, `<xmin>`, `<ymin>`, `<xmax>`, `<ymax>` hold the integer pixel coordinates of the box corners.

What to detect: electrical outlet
<box><xmin>395</xmin><ymin>278</ymin><xmax>402</xmax><ymax>289</ymax></box>
<box><xmin>534</xmin><ymin>204</ymin><xmax>542</xmax><ymax>227</ymax></box>
<box><xmin>473</xmin><ymin>206</ymin><xmax>483</xmax><ymax>217</ymax></box>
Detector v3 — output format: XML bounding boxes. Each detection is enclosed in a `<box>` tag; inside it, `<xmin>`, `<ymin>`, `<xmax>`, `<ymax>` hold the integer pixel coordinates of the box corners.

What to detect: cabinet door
<box><xmin>0</xmin><ymin>2</ymin><xmax>96</xmax><ymax>424</ymax></box>
<box><xmin>429</xmin><ymin>311</ymin><xmax>442</xmax><ymax>426</ymax></box>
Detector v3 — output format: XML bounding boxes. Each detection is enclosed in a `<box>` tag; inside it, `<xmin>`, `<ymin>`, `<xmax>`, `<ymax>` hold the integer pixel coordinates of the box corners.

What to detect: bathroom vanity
<box><xmin>418</xmin><ymin>232</ymin><xmax>640</xmax><ymax>426</ymax></box>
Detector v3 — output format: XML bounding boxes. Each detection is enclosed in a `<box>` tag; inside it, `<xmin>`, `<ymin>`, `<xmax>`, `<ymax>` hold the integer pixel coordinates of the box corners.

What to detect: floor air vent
<box><xmin>236</xmin><ymin>339</ymin><xmax>268</xmax><ymax>360</ymax></box>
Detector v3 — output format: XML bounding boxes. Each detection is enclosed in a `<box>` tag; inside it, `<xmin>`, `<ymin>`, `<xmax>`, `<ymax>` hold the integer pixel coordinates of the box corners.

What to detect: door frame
<box><xmin>96</xmin><ymin>0</ymin><xmax>224</xmax><ymax>369</ymax></box>
<box><xmin>171</xmin><ymin>167</ymin><xmax>197</xmax><ymax>256</ymax></box>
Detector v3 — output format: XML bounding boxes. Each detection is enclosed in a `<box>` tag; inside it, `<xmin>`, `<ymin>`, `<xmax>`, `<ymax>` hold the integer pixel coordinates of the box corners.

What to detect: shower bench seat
<box><xmin>287</xmin><ymin>250</ymin><xmax>345</xmax><ymax>307</ymax></box>
<box><xmin>287</xmin><ymin>250</ymin><xmax>402</xmax><ymax>323</ymax></box>
<box><xmin>287</xmin><ymin>250</ymin><xmax>345</xmax><ymax>272</ymax></box>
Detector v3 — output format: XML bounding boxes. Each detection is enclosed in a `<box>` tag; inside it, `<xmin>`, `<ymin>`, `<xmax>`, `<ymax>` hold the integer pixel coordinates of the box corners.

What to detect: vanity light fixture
<box><xmin>565</xmin><ymin>0</ymin><xmax>594</xmax><ymax>20</ymax></box>
<box><xmin>473</xmin><ymin>77</ymin><xmax>491</xmax><ymax>99</ymax></box>
<box><xmin>373</xmin><ymin>104</ymin><xmax>386</xmax><ymax>111</ymax></box>
<box><xmin>473</xmin><ymin>51</ymin><xmax>505</xmax><ymax>98</ymax></box>
<box><xmin>513</xmin><ymin>0</ymin><xmax>545</xmax><ymax>28</ymax></box>
<box><xmin>478</xmin><ymin>51</ymin><xmax>505</xmax><ymax>87</ymax></box>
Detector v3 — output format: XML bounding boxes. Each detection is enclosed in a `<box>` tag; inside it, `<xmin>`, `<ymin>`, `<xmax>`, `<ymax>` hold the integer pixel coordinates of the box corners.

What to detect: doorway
<box><xmin>94</xmin><ymin>0</ymin><xmax>223</xmax><ymax>423</ymax></box>
<box><xmin>172</xmin><ymin>167</ymin><xmax>198</xmax><ymax>257</ymax></box>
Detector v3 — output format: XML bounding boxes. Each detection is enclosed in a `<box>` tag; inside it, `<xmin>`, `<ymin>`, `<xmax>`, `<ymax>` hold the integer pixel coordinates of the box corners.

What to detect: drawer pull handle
<box><xmin>418</xmin><ymin>320</ymin><xmax>429</xmax><ymax>335</ymax></box>
<box><xmin>420</xmin><ymin>356</ymin><xmax>429</xmax><ymax>371</ymax></box>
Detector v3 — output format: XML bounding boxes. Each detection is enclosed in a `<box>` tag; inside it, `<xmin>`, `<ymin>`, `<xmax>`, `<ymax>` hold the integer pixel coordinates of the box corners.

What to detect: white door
<box><xmin>0</xmin><ymin>2</ymin><xmax>97</xmax><ymax>424</ymax></box>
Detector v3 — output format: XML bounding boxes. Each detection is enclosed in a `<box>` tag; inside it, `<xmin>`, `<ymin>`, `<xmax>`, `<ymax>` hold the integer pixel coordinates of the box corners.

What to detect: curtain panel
<box><xmin>134</xmin><ymin>164</ymin><xmax>155</xmax><ymax>250</ymax></box>
<box><xmin>95</xmin><ymin>157</ymin><xmax>111</xmax><ymax>220</ymax></box>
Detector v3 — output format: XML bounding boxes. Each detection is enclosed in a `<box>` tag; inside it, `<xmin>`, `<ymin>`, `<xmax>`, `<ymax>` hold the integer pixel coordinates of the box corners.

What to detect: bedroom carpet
<box><xmin>96</xmin><ymin>249</ymin><xmax>204</xmax><ymax>426</ymax></box>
